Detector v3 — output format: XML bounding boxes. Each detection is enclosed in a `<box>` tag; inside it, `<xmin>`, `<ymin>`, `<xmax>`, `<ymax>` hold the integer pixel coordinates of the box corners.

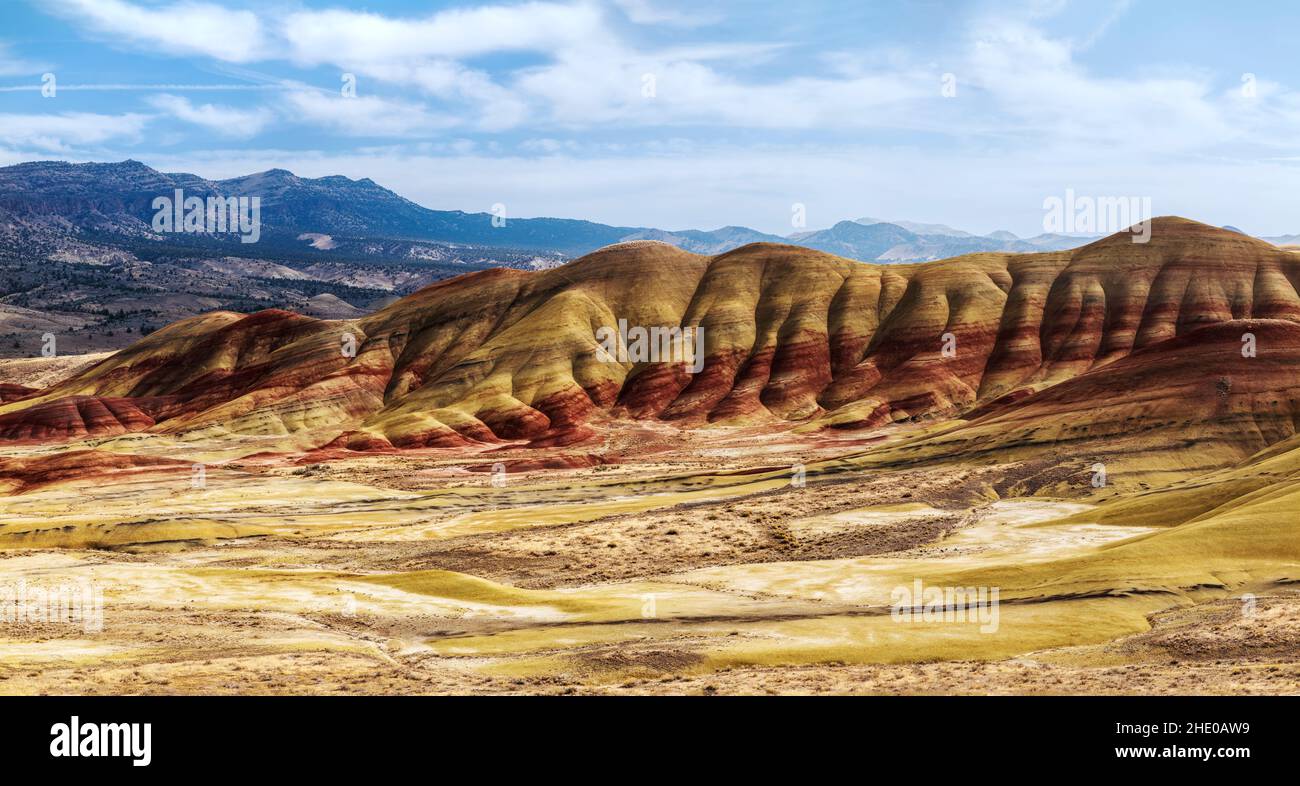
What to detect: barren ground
<box><xmin>1</xmin><ymin>354</ymin><xmax>1296</xmax><ymax>695</ymax></box>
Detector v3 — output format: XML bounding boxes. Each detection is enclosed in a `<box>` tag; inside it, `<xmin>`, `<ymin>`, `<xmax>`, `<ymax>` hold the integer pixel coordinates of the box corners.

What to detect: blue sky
<box><xmin>1</xmin><ymin>0</ymin><xmax>1299</xmax><ymax>236</ymax></box>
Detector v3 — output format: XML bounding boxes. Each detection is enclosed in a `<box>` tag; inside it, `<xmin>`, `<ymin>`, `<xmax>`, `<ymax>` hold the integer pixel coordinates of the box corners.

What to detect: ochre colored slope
<box><xmin>0</xmin><ymin>450</ymin><xmax>188</xmax><ymax>494</ymax></box>
<box><xmin>0</xmin><ymin>394</ymin><xmax>157</xmax><ymax>440</ymax></box>
<box><xmin>874</xmin><ymin>319</ymin><xmax>1300</xmax><ymax>479</ymax></box>
<box><xmin>935</xmin><ymin>444</ymin><xmax>1300</xmax><ymax>605</ymax></box>
<box><xmin>2</xmin><ymin>218</ymin><xmax>1297</xmax><ymax>461</ymax></box>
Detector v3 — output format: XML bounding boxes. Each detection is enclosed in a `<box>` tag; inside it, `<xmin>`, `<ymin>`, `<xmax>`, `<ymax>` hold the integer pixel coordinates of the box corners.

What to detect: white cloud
<box><xmin>525</xmin><ymin>53</ymin><xmax>934</xmax><ymax>129</ymax></box>
<box><xmin>281</xmin><ymin>2</ymin><xmax>603</xmax><ymax>64</ymax></box>
<box><xmin>278</xmin><ymin>3</ymin><xmax>933</xmax><ymax>132</ymax></box>
<box><xmin>146</xmin><ymin>94</ymin><xmax>272</xmax><ymax>138</ymax></box>
<box><xmin>281</xmin><ymin>92</ymin><xmax>458</xmax><ymax>137</ymax></box>
<box><xmin>345</xmin><ymin>60</ymin><xmax>530</xmax><ymax>131</ymax></box>
<box><xmin>46</xmin><ymin>1</ymin><xmax>930</xmax><ymax>133</ymax></box>
<box><xmin>278</xmin><ymin>2</ymin><xmax>595</xmax><ymax>131</ymax></box>
<box><xmin>519</xmin><ymin>138</ymin><xmax>581</xmax><ymax>153</ymax></box>
<box><xmin>27</xmin><ymin>0</ymin><xmax>1300</xmax><ymax>207</ymax></box>
<box><xmin>33</xmin><ymin>0</ymin><xmax>955</xmax><ymax>133</ymax></box>
<box><xmin>961</xmin><ymin>16</ymin><xmax>1246</xmax><ymax>155</ymax></box>
<box><xmin>48</xmin><ymin>0</ymin><xmax>268</xmax><ymax>62</ymax></box>
<box><xmin>612</xmin><ymin>0</ymin><xmax>721</xmax><ymax>27</ymax></box>
<box><xmin>0</xmin><ymin>112</ymin><xmax>148</xmax><ymax>152</ymax></box>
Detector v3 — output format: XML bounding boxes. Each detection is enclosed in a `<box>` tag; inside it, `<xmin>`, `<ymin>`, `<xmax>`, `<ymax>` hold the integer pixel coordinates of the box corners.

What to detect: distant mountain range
<box><xmin>1264</xmin><ymin>233</ymin><xmax>1300</xmax><ymax>246</ymax></box>
<box><xmin>0</xmin><ymin>161</ymin><xmax>561</xmax><ymax>356</ymax></box>
<box><xmin>5</xmin><ymin>160</ymin><xmax>1295</xmax><ymax>267</ymax></box>
<box><xmin>0</xmin><ymin>160</ymin><xmax>1106</xmax><ymax>265</ymax></box>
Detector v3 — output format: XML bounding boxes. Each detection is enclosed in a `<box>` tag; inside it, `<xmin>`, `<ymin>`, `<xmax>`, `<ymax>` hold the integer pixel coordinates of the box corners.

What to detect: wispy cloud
<box><xmin>0</xmin><ymin>112</ymin><xmax>148</xmax><ymax>152</ymax></box>
<box><xmin>47</xmin><ymin>0</ymin><xmax>269</xmax><ymax>62</ymax></box>
<box><xmin>1075</xmin><ymin>0</ymin><xmax>1132</xmax><ymax>50</ymax></box>
<box><xmin>281</xmin><ymin>2</ymin><xmax>603</xmax><ymax>64</ymax></box>
<box><xmin>611</xmin><ymin>0</ymin><xmax>722</xmax><ymax>27</ymax></box>
<box><xmin>31</xmin><ymin>0</ymin><xmax>1300</xmax><ymax>147</ymax></box>
<box><xmin>963</xmin><ymin>12</ymin><xmax>1238</xmax><ymax>154</ymax></box>
<box><xmin>146</xmin><ymin>94</ymin><xmax>272</xmax><ymax>138</ymax></box>
<box><xmin>282</xmin><ymin>92</ymin><xmax>459</xmax><ymax>137</ymax></box>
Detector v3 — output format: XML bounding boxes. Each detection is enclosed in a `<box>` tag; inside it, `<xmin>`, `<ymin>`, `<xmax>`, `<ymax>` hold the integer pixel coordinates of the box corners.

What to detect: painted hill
<box><xmin>1</xmin><ymin>218</ymin><xmax>1296</xmax><ymax>469</ymax></box>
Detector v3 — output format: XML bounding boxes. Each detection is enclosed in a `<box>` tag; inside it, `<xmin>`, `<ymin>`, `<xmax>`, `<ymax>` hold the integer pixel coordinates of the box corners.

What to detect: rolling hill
<box><xmin>2</xmin><ymin>218</ymin><xmax>1296</xmax><ymax>474</ymax></box>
